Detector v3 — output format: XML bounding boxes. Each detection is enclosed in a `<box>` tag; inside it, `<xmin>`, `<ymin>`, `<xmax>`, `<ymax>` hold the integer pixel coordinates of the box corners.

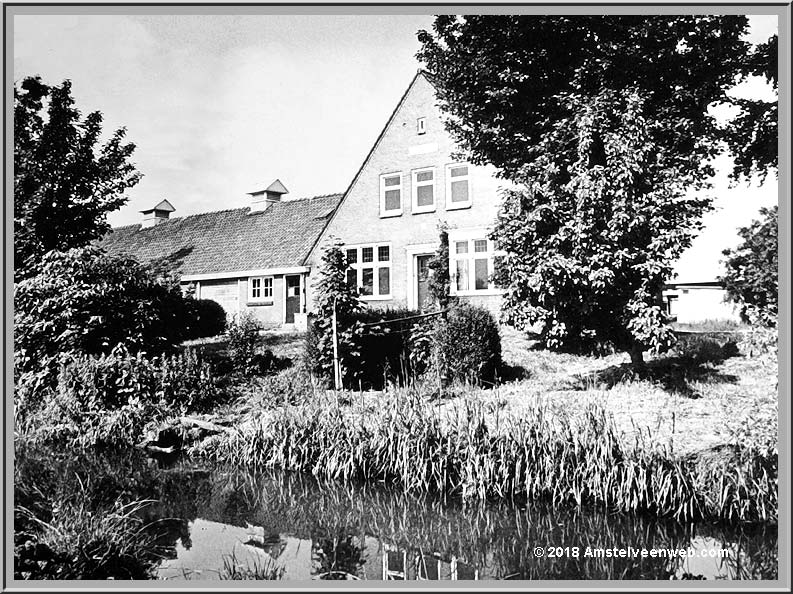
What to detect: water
<box><xmin>15</xmin><ymin>447</ymin><xmax>777</xmax><ymax>581</ymax></box>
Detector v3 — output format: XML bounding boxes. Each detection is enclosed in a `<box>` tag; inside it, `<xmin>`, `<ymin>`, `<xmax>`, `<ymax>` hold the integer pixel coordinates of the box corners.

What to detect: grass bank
<box><xmin>197</xmin><ymin>388</ymin><xmax>776</xmax><ymax>523</ymax></box>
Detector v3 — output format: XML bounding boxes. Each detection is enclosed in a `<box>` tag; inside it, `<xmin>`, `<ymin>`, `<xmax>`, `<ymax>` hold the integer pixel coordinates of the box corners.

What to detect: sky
<box><xmin>13</xmin><ymin>12</ymin><xmax>779</xmax><ymax>283</ymax></box>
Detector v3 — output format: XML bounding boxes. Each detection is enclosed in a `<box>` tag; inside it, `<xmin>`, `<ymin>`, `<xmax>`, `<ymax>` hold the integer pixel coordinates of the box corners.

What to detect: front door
<box><xmin>285</xmin><ymin>275</ymin><xmax>301</xmax><ymax>324</ymax></box>
<box><xmin>416</xmin><ymin>255</ymin><xmax>432</xmax><ymax>312</ymax></box>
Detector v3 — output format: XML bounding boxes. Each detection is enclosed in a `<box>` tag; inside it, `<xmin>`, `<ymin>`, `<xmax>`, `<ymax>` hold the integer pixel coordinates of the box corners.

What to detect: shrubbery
<box><xmin>306</xmin><ymin>303</ymin><xmax>502</xmax><ymax>390</ymax></box>
<box><xmin>14</xmin><ymin>247</ymin><xmax>196</xmax><ymax>381</ymax></box>
<box><xmin>434</xmin><ymin>303</ymin><xmax>502</xmax><ymax>385</ymax></box>
<box><xmin>19</xmin><ymin>345</ymin><xmax>223</xmax><ymax>448</ymax></box>
<box><xmin>225</xmin><ymin>313</ymin><xmax>268</xmax><ymax>375</ymax></box>
<box><xmin>185</xmin><ymin>299</ymin><xmax>227</xmax><ymax>339</ymax></box>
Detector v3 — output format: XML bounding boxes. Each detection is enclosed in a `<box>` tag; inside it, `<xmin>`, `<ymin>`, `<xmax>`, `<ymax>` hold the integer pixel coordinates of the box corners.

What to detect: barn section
<box><xmin>99</xmin><ymin>183</ymin><xmax>342</xmax><ymax>330</ymax></box>
<box><xmin>662</xmin><ymin>281</ymin><xmax>742</xmax><ymax>325</ymax></box>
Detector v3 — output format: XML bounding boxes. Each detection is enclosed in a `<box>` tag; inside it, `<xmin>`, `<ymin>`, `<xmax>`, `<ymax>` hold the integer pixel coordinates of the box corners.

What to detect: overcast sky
<box><xmin>13</xmin><ymin>13</ymin><xmax>778</xmax><ymax>282</ymax></box>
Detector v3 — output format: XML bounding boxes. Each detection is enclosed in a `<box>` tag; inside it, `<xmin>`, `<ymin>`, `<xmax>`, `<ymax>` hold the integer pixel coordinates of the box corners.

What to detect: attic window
<box><xmin>417</xmin><ymin>117</ymin><xmax>426</xmax><ymax>135</ymax></box>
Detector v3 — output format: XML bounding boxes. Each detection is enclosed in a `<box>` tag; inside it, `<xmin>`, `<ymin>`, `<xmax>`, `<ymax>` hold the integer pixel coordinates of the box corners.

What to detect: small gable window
<box><xmin>446</xmin><ymin>163</ymin><xmax>472</xmax><ymax>210</ymax></box>
<box><xmin>380</xmin><ymin>173</ymin><xmax>403</xmax><ymax>218</ymax></box>
<box><xmin>411</xmin><ymin>167</ymin><xmax>436</xmax><ymax>214</ymax></box>
<box><xmin>417</xmin><ymin>117</ymin><xmax>426</xmax><ymax>135</ymax></box>
<box><xmin>249</xmin><ymin>276</ymin><xmax>273</xmax><ymax>302</ymax></box>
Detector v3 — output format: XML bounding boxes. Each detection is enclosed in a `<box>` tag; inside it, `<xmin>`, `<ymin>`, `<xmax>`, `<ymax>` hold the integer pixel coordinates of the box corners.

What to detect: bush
<box><xmin>225</xmin><ymin>313</ymin><xmax>262</xmax><ymax>375</ymax></box>
<box><xmin>185</xmin><ymin>299</ymin><xmax>227</xmax><ymax>339</ymax></box>
<box><xmin>306</xmin><ymin>303</ymin><xmax>502</xmax><ymax>390</ymax></box>
<box><xmin>434</xmin><ymin>303</ymin><xmax>502</xmax><ymax>385</ymax></box>
<box><xmin>14</xmin><ymin>247</ymin><xmax>195</xmax><ymax>384</ymax></box>
<box><xmin>21</xmin><ymin>345</ymin><xmax>222</xmax><ymax>447</ymax></box>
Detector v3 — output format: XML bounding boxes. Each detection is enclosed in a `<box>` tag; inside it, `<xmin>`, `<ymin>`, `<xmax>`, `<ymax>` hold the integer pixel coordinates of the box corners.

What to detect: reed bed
<box><xmin>201</xmin><ymin>395</ymin><xmax>776</xmax><ymax>524</ymax></box>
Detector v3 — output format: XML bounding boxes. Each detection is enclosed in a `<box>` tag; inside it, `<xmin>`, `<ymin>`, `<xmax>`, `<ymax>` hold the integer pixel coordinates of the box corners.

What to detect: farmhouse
<box><xmin>99</xmin><ymin>184</ymin><xmax>342</xmax><ymax>330</ymax></box>
<box><xmin>304</xmin><ymin>71</ymin><xmax>506</xmax><ymax>314</ymax></box>
<box><xmin>101</xmin><ymin>70</ymin><xmax>741</xmax><ymax>328</ymax></box>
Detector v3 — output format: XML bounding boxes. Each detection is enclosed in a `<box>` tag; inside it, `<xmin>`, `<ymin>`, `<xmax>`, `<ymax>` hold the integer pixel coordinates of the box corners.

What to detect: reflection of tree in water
<box><xmin>312</xmin><ymin>534</ymin><xmax>366</xmax><ymax>579</ymax></box>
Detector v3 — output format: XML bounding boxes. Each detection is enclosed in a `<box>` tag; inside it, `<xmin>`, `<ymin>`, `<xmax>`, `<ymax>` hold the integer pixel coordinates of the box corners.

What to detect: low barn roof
<box><xmin>99</xmin><ymin>193</ymin><xmax>343</xmax><ymax>276</ymax></box>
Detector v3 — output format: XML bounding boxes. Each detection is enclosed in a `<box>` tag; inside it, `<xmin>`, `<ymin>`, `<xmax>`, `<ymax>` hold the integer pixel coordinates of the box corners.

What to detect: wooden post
<box><xmin>332</xmin><ymin>295</ymin><xmax>341</xmax><ymax>391</ymax></box>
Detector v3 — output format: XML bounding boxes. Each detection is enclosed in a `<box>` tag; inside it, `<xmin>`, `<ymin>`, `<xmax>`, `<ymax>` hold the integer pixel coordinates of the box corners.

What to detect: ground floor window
<box><xmin>249</xmin><ymin>276</ymin><xmax>273</xmax><ymax>301</ymax></box>
<box><xmin>451</xmin><ymin>237</ymin><xmax>495</xmax><ymax>294</ymax></box>
<box><xmin>345</xmin><ymin>243</ymin><xmax>391</xmax><ymax>298</ymax></box>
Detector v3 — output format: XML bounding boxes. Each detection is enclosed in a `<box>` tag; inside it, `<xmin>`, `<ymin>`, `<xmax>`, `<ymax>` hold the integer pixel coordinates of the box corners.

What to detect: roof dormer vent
<box><xmin>140</xmin><ymin>199</ymin><xmax>175</xmax><ymax>228</ymax></box>
<box><xmin>248</xmin><ymin>179</ymin><xmax>289</xmax><ymax>213</ymax></box>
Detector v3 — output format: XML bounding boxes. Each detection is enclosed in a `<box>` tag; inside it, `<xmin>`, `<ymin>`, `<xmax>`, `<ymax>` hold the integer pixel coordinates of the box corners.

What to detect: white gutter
<box><xmin>181</xmin><ymin>266</ymin><xmax>310</xmax><ymax>282</ymax></box>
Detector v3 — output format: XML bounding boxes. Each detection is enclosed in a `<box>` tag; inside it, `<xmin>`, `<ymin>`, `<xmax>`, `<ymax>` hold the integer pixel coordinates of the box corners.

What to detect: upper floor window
<box><xmin>446</xmin><ymin>164</ymin><xmax>472</xmax><ymax>210</ymax></box>
<box><xmin>249</xmin><ymin>276</ymin><xmax>273</xmax><ymax>302</ymax></box>
<box><xmin>345</xmin><ymin>243</ymin><xmax>391</xmax><ymax>299</ymax></box>
<box><xmin>451</xmin><ymin>237</ymin><xmax>494</xmax><ymax>294</ymax></box>
<box><xmin>417</xmin><ymin>117</ymin><xmax>426</xmax><ymax>135</ymax></box>
<box><xmin>411</xmin><ymin>167</ymin><xmax>436</xmax><ymax>214</ymax></box>
<box><xmin>380</xmin><ymin>173</ymin><xmax>403</xmax><ymax>217</ymax></box>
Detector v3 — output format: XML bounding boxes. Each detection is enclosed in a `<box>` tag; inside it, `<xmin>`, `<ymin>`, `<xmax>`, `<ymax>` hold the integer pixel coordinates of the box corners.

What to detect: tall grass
<box><xmin>201</xmin><ymin>394</ymin><xmax>776</xmax><ymax>523</ymax></box>
<box><xmin>15</xmin><ymin>498</ymin><xmax>164</xmax><ymax>580</ymax></box>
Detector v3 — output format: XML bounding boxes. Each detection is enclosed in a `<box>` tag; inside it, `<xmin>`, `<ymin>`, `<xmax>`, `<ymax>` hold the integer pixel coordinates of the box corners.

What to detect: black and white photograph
<box><xmin>5</xmin><ymin>3</ymin><xmax>786</xmax><ymax>587</ymax></box>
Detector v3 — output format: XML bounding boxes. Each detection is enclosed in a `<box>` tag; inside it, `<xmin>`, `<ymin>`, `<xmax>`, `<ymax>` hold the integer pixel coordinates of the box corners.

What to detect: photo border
<box><xmin>3</xmin><ymin>1</ymin><xmax>789</xmax><ymax>591</ymax></box>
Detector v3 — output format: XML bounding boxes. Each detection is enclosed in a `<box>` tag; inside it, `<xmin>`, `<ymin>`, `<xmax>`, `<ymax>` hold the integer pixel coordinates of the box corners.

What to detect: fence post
<box><xmin>332</xmin><ymin>295</ymin><xmax>341</xmax><ymax>391</ymax></box>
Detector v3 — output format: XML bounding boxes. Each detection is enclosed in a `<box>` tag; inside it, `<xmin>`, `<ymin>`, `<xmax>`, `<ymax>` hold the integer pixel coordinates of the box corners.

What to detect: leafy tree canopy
<box><xmin>14</xmin><ymin>76</ymin><xmax>141</xmax><ymax>278</ymax></box>
<box><xmin>721</xmin><ymin>33</ymin><xmax>778</xmax><ymax>182</ymax></box>
<box><xmin>417</xmin><ymin>16</ymin><xmax>757</xmax><ymax>362</ymax></box>
<box><xmin>720</xmin><ymin>205</ymin><xmax>778</xmax><ymax>326</ymax></box>
<box><xmin>418</xmin><ymin>15</ymin><xmax>750</xmax><ymax>183</ymax></box>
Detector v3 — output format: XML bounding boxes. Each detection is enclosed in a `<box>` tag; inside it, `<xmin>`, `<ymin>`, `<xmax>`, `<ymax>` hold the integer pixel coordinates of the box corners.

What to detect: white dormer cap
<box><xmin>248</xmin><ymin>179</ymin><xmax>289</xmax><ymax>213</ymax></box>
<box><xmin>140</xmin><ymin>199</ymin><xmax>175</xmax><ymax>227</ymax></box>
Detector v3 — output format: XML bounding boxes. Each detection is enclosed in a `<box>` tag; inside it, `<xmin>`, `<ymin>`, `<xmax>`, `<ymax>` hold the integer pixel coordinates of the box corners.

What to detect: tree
<box><xmin>720</xmin><ymin>205</ymin><xmax>778</xmax><ymax>326</ymax></box>
<box><xmin>721</xmin><ymin>34</ymin><xmax>778</xmax><ymax>182</ymax></box>
<box><xmin>14</xmin><ymin>76</ymin><xmax>141</xmax><ymax>278</ymax></box>
<box><xmin>418</xmin><ymin>16</ymin><xmax>752</xmax><ymax>363</ymax></box>
<box><xmin>307</xmin><ymin>239</ymin><xmax>363</xmax><ymax>384</ymax></box>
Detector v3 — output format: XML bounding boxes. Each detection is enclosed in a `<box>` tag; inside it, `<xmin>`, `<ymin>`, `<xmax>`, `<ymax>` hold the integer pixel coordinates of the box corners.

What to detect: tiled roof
<box><xmin>99</xmin><ymin>193</ymin><xmax>343</xmax><ymax>276</ymax></box>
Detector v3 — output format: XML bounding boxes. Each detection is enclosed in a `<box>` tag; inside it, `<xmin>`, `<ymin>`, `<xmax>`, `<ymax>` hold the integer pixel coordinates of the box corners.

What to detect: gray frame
<box><xmin>4</xmin><ymin>2</ymin><xmax>789</xmax><ymax>591</ymax></box>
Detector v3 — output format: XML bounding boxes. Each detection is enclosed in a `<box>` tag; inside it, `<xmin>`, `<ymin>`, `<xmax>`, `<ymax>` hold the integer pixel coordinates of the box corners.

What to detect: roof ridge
<box><xmin>108</xmin><ymin>192</ymin><xmax>343</xmax><ymax>230</ymax></box>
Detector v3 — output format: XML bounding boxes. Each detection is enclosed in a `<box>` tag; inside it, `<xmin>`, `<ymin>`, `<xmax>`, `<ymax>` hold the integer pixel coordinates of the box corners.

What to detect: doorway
<box><xmin>415</xmin><ymin>254</ymin><xmax>432</xmax><ymax>312</ymax></box>
<box><xmin>285</xmin><ymin>275</ymin><xmax>301</xmax><ymax>324</ymax></box>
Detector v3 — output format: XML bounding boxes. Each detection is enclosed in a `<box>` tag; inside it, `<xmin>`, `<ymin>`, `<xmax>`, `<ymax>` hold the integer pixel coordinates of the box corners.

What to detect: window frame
<box><xmin>379</xmin><ymin>172</ymin><xmax>403</xmax><ymax>218</ymax></box>
<box><xmin>445</xmin><ymin>163</ymin><xmax>473</xmax><ymax>211</ymax></box>
<box><xmin>344</xmin><ymin>242</ymin><xmax>393</xmax><ymax>301</ymax></box>
<box><xmin>449</xmin><ymin>236</ymin><xmax>499</xmax><ymax>296</ymax></box>
<box><xmin>248</xmin><ymin>275</ymin><xmax>274</xmax><ymax>303</ymax></box>
<box><xmin>411</xmin><ymin>166</ymin><xmax>437</xmax><ymax>214</ymax></box>
<box><xmin>417</xmin><ymin>117</ymin><xmax>427</xmax><ymax>135</ymax></box>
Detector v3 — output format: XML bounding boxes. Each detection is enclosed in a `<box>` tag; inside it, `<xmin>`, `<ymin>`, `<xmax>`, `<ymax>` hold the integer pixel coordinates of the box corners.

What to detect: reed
<box><xmin>202</xmin><ymin>394</ymin><xmax>776</xmax><ymax>524</ymax></box>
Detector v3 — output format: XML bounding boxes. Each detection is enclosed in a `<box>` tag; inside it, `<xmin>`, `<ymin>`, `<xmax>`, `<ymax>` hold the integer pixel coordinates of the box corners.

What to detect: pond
<box><xmin>14</xmin><ymin>446</ymin><xmax>777</xmax><ymax>581</ymax></box>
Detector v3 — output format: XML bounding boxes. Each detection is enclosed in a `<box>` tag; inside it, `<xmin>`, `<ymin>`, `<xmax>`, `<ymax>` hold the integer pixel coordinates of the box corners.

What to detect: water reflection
<box><xmin>15</xmin><ymin>447</ymin><xmax>777</xmax><ymax>580</ymax></box>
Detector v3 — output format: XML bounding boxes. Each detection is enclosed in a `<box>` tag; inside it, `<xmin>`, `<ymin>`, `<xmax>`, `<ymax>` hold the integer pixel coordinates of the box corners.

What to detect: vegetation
<box><xmin>306</xmin><ymin>239</ymin><xmax>363</xmax><ymax>384</ymax></box>
<box><xmin>14</xmin><ymin>246</ymin><xmax>197</xmax><ymax>382</ymax></box>
<box><xmin>721</xmin><ymin>33</ymin><xmax>778</xmax><ymax>182</ymax></box>
<box><xmin>417</xmin><ymin>16</ymin><xmax>759</xmax><ymax>364</ymax></box>
<box><xmin>186</xmin><ymin>299</ymin><xmax>227</xmax><ymax>340</ymax></box>
<box><xmin>14</xmin><ymin>76</ymin><xmax>141</xmax><ymax>279</ymax></box>
<box><xmin>201</xmin><ymin>389</ymin><xmax>775</xmax><ymax>523</ymax></box>
<box><xmin>17</xmin><ymin>345</ymin><xmax>224</xmax><ymax>448</ymax></box>
<box><xmin>433</xmin><ymin>302</ymin><xmax>502</xmax><ymax>386</ymax></box>
<box><xmin>721</xmin><ymin>205</ymin><xmax>778</xmax><ymax>327</ymax></box>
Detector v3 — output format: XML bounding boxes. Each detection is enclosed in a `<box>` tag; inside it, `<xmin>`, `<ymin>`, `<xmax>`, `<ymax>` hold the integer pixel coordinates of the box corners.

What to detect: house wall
<box><xmin>663</xmin><ymin>286</ymin><xmax>741</xmax><ymax>324</ymax></box>
<box><xmin>306</xmin><ymin>73</ymin><xmax>505</xmax><ymax>314</ymax></box>
<box><xmin>191</xmin><ymin>275</ymin><xmax>289</xmax><ymax>329</ymax></box>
